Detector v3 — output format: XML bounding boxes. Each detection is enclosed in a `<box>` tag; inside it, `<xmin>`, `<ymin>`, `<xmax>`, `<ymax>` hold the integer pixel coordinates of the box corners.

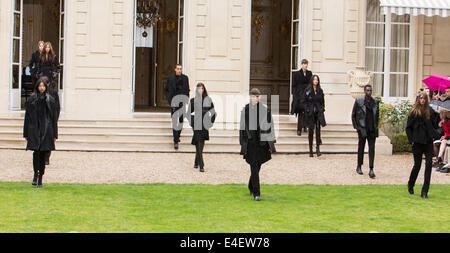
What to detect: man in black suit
<box><xmin>164</xmin><ymin>64</ymin><xmax>190</xmax><ymax>150</ymax></box>
<box><xmin>352</xmin><ymin>85</ymin><xmax>379</xmax><ymax>179</ymax></box>
<box><xmin>292</xmin><ymin>59</ymin><xmax>313</xmax><ymax>136</ymax></box>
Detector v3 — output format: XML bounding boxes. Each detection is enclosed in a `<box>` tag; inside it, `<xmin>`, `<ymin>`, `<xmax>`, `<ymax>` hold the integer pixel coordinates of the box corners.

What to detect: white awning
<box><xmin>380</xmin><ymin>0</ymin><xmax>450</xmax><ymax>17</ymax></box>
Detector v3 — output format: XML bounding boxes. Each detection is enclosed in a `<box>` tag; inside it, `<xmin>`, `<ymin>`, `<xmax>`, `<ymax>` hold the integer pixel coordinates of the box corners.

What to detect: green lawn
<box><xmin>0</xmin><ymin>182</ymin><xmax>448</xmax><ymax>233</ymax></box>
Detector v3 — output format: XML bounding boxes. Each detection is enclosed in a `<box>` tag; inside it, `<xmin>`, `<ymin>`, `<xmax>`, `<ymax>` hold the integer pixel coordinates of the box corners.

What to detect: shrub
<box><xmin>379</xmin><ymin>101</ymin><xmax>413</xmax><ymax>140</ymax></box>
<box><xmin>392</xmin><ymin>133</ymin><xmax>412</xmax><ymax>153</ymax></box>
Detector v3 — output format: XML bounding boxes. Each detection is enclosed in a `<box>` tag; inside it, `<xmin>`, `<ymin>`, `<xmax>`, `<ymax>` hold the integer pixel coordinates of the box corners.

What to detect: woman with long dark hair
<box><xmin>188</xmin><ymin>83</ymin><xmax>216</xmax><ymax>172</ymax></box>
<box><xmin>37</xmin><ymin>42</ymin><xmax>61</xmax><ymax>85</ymax></box>
<box><xmin>23</xmin><ymin>77</ymin><xmax>59</xmax><ymax>188</ymax></box>
<box><xmin>304</xmin><ymin>75</ymin><xmax>326</xmax><ymax>157</ymax></box>
<box><xmin>406</xmin><ymin>92</ymin><xmax>439</xmax><ymax>198</ymax></box>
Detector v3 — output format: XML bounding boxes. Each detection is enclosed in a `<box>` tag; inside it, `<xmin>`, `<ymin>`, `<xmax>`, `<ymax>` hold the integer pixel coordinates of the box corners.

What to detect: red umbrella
<box><xmin>423</xmin><ymin>74</ymin><xmax>450</xmax><ymax>93</ymax></box>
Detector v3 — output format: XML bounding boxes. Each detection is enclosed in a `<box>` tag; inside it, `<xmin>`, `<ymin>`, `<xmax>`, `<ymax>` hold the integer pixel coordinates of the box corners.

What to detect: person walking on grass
<box><xmin>304</xmin><ymin>75</ymin><xmax>326</xmax><ymax>157</ymax></box>
<box><xmin>352</xmin><ymin>84</ymin><xmax>379</xmax><ymax>179</ymax></box>
<box><xmin>187</xmin><ymin>83</ymin><xmax>216</xmax><ymax>173</ymax></box>
<box><xmin>406</xmin><ymin>92</ymin><xmax>440</xmax><ymax>199</ymax></box>
<box><xmin>239</xmin><ymin>88</ymin><xmax>276</xmax><ymax>201</ymax></box>
<box><xmin>23</xmin><ymin>78</ymin><xmax>59</xmax><ymax>188</ymax></box>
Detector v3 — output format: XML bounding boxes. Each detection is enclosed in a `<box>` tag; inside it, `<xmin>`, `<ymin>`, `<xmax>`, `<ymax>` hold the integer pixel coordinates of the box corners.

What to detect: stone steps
<box><xmin>0</xmin><ymin>115</ymin><xmax>392</xmax><ymax>154</ymax></box>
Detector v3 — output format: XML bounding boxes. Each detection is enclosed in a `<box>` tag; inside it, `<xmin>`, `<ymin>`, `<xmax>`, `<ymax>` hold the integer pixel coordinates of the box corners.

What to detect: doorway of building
<box><xmin>10</xmin><ymin>0</ymin><xmax>65</xmax><ymax>111</ymax></box>
<box><xmin>250</xmin><ymin>0</ymin><xmax>301</xmax><ymax>114</ymax></box>
<box><xmin>133</xmin><ymin>0</ymin><xmax>185</xmax><ymax>113</ymax></box>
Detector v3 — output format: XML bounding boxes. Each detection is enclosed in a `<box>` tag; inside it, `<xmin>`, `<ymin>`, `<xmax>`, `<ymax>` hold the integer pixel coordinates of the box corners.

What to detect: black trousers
<box><xmin>308</xmin><ymin>118</ymin><xmax>321</xmax><ymax>148</ymax></box>
<box><xmin>195</xmin><ymin>140</ymin><xmax>205</xmax><ymax>168</ymax></box>
<box><xmin>33</xmin><ymin>151</ymin><xmax>49</xmax><ymax>175</ymax></box>
<box><xmin>171</xmin><ymin>105</ymin><xmax>184</xmax><ymax>143</ymax></box>
<box><xmin>297</xmin><ymin>109</ymin><xmax>305</xmax><ymax>132</ymax></box>
<box><xmin>409</xmin><ymin>143</ymin><xmax>433</xmax><ymax>194</ymax></box>
<box><xmin>45</xmin><ymin>151</ymin><xmax>51</xmax><ymax>164</ymax></box>
<box><xmin>358</xmin><ymin>131</ymin><xmax>376</xmax><ymax>169</ymax></box>
<box><xmin>248</xmin><ymin>163</ymin><xmax>262</xmax><ymax>197</ymax></box>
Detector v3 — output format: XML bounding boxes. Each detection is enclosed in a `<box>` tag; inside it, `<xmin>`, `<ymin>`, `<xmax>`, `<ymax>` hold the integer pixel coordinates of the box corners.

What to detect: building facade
<box><xmin>0</xmin><ymin>0</ymin><xmax>449</xmax><ymax>153</ymax></box>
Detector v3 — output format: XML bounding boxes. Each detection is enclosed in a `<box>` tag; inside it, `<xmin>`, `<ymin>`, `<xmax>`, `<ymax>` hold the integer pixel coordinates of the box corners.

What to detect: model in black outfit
<box><xmin>406</xmin><ymin>92</ymin><xmax>439</xmax><ymax>199</ymax></box>
<box><xmin>28</xmin><ymin>41</ymin><xmax>44</xmax><ymax>86</ymax></box>
<box><xmin>187</xmin><ymin>83</ymin><xmax>216</xmax><ymax>172</ymax></box>
<box><xmin>37</xmin><ymin>42</ymin><xmax>61</xmax><ymax>86</ymax></box>
<box><xmin>240</xmin><ymin>88</ymin><xmax>276</xmax><ymax>201</ymax></box>
<box><xmin>352</xmin><ymin>85</ymin><xmax>379</xmax><ymax>179</ymax></box>
<box><xmin>291</xmin><ymin>59</ymin><xmax>312</xmax><ymax>136</ymax></box>
<box><xmin>304</xmin><ymin>75</ymin><xmax>326</xmax><ymax>157</ymax></box>
<box><xmin>37</xmin><ymin>42</ymin><xmax>61</xmax><ymax>165</ymax></box>
<box><xmin>164</xmin><ymin>64</ymin><xmax>190</xmax><ymax>150</ymax></box>
<box><xmin>23</xmin><ymin>78</ymin><xmax>59</xmax><ymax>188</ymax></box>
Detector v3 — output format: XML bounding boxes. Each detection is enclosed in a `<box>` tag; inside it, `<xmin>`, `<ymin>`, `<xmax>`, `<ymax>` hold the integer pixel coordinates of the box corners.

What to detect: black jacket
<box><xmin>28</xmin><ymin>51</ymin><xmax>41</xmax><ymax>79</ymax></box>
<box><xmin>291</xmin><ymin>69</ymin><xmax>312</xmax><ymax>113</ymax></box>
<box><xmin>406</xmin><ymin>111</ymin><xmax>439</xmax><ymax>145</ymax></box>
<box><xmin>430</xmin><ymin>109</ymin><xmax>444</xmax><ymax>139</ymax></box>
<box><xmin>164</xmin><ymin>74</ymin><xmax>190</xmax><ymax>107</ymax></box>
<box><xmin>304</xmin><ymin>87</ymin><xmax>326</xmax><ymax>127</ymax></box>
<box><xmin>37</xmin><ymin>55</ymin><xmax>61</xmax><ymax>84</ymax></box>
<box><xmin>23</xmin><ymin>93</ymin><xmax>59</xmax><ymax>151</ymax></box>
<box><xmin>352</xmin><ymin>96</ymin><xmax>380</xmax><ymax>138</ymax></box>
<box><xmin>187</xmin><ymin>96</ymin><xmax>216</xmax><ymax>145</ymax></box>
<box><xmin>239</xmin><ymin>103</ymin><xmax>276</xmax><ymax>165</ymax></box>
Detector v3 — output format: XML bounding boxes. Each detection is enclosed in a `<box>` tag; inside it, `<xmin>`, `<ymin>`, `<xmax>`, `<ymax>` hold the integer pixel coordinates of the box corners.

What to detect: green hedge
<box><xmin>392</xmin><ymin>133</ymin><xmax>412</xmax><ymax>153</ymax></box>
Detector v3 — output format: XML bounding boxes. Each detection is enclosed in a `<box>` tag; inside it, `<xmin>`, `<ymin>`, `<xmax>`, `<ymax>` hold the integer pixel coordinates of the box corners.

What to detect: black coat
<box><xmin>351</xmin><ymin>96</ymin><xmax>380</xmax><ymax>138</ymax></box>
<box><xmin>28</xmin><ymin>51</ymin><xmax>41</xmax><ymax>80</ymax></box>
<box><xmin>164</xmin><ymin>74</ymin><xmax>190</xmax><ymax>107</ymax></box>
<box><xmin>48</xmin><ymin>84</ymin><xmax>61</xmax><ymax>120</ymax></box>
<box><xmin>406</xmin><ymin>112</ymin><xmax>439</xmax><ymax>145</ymax></box>
<box><xmin>37</xmin><ymin>55</ymin><xmax>61</xmax><ymax>84</ymax></box>
<box><xmin>23</xmin><ymin>93</ymin><xmax>59</xmax><ymax>151</ymax></box>
<box><xmin>239</xmin><ymin>103</ymin><xmax>276</xmax><ymax>165</ymax></box>
<box><xmin>187</xmin><ymin>96</ymin><xmax>216</xmax><ymax>145</ymax></box>
<box><xmin>291</xmin><ymin>70</ymin><xmax>312</xmax><ymax>113</ymax></box>
<box><xmin>430</xmin><ymin>109</ymin><xmax>444</xmax><ymax>139</ymax></box>
<box><xmin>304</xmin><ymin>87</ymin><xmax>327</xmax><ymax>128</ymax></box>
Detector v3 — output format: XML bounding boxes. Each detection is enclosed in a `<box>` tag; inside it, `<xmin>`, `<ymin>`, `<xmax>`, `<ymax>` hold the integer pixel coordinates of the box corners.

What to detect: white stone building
<box><xmin>0</xmin><ymin>0</ymin><xmax>449</xmax><ymax>153</ymax></box>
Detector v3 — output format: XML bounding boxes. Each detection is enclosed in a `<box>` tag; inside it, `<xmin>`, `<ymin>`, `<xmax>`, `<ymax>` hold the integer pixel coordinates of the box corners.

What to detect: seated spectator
<box><xmin>435</xmin><ymin>110</ymin><xmax>450</xmax><ymax>169</ymax></box>
<box><xmin>439</xmin><ymin>87</ymin><xmax>450</xmax><ymax>102</ymax></box>
<box><xmin>432</xmin><ymin>111</ymin><xmax>445</xmax><ymax>164</ymax></box>
<box><xmin>429</xmin><ymin>90</ymin><xmax>439</xmax><ymax>102</ymax></box>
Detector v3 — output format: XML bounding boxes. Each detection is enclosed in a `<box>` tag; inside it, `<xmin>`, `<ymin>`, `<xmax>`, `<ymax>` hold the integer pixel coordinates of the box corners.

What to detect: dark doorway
<box><xmin>20</xmin><ymin>0</ymin><xmax>61</xmax><ymax>109</ymax></box>
<box><xmin>134</xmin><ymin>0</ymin><xmax>182</xmax><ymax>113</ymax></box>
<box><xmin>250</xmin><ymin>0</ymin><xmax>292</xmax><ymax>114</ymax></box>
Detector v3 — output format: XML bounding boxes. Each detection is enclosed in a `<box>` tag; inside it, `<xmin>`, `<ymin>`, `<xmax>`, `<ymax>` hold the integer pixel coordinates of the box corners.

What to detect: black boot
<box><xmin>316</xmin><ymin>145</ymin><xmax>322</xmax><ymax>157</ymax></box>
<box><xmin>32</xmin><ymin>172</ymin><xmax>38</xmax><ymax>186</ymax></box>
<box><xmin>309</xmin><ymin>144</ymin><xmax>313</xmax><ymax>157</ymax></box>
<box><xmin>37</xmin><ymin>174</ymin><xmax>43</xmax><ymax>188</ymax></box>
<box><xmin>194</xmin><ymin>159</ymin><xmax>198</xmax><ymax>169</ymax></box>
<box><xmin>421</xmin><ymin>192</ymin><xmax>428</xmax><ymax>199</ymax></box>
<box><xmin>369</xmin><ymin>168</ymin><xmax>376</xmax><ymax>179</ymax></box>
<box><xmin>356</xmin><ymin>166</ymin><xmax>363</xmax><ymax>175</ymax></box>
<box><xmin>308</xmin><ymin>131</ymin><xmax>314</xmax><ymax>157</ymax></box>
<box><xmin>408</xmin><ymin>185</ymin><xmax>414</xmax><ymax>195</ymax></box>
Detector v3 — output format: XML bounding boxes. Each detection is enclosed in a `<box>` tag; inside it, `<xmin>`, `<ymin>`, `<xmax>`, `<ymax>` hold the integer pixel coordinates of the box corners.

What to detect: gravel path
<box><xmin>0</xmin><ymin>149</ymin><xmax>449</xmax><ymax>185</ymax></box>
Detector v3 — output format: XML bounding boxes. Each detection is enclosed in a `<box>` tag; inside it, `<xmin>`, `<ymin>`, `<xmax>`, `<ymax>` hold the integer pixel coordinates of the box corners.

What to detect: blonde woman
<box><xmin>28</xmin><ymin>41</ymin><xmax>44</xmax><ymax>85</ymax></box>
